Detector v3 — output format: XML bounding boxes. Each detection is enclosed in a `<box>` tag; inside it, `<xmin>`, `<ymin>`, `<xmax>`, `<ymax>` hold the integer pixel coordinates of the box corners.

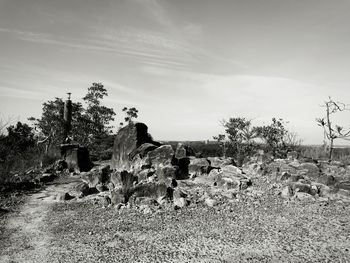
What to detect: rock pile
<box><xmin>70</xmin><ymin>122</ymin><xmax>253</xmax><ymax>211</ymax></box>
<box><xmin>60</xmin><ymin>122</ymin><xmax>350</xmax><ymax>212</ymax></box>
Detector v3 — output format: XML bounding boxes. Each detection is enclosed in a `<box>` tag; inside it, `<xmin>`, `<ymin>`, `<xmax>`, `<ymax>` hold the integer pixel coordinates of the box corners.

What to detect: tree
<box><xmin>30</xmin><ymin>82</ymin><xmax>116</xmax><ymax>154</ymax></box>
<box><xmin>214</xmin><ymin>117</ymin><xmax>299</xmax><ymax>164</ymax></box>
<box><xmin>82</xmin><ymin>83</ymin><xmax>116</xmax><ymax>139</ymax></box>
<box><xmin>213</xmin><ymin>134</ymin><xmax>228</xmax><ymax>158</ymax></box>
<box><xmin>0</xmin><ymin>121</ymin><xmax>37</xmax><ymax>177</ymax></box>
<box><xmin>121</xmin><ymin>107</ymin><xmax>138</xmax><ymax>125</ymax></box>
<box><xmin>316</xmin><ymin>97</ymin><xmax>350</xmax><ymax>160</ymax></box>
<box><xmin>217</xmin><ymin>117</ymin><xmax>258</xmax><ymax>165</ymax></box>
<box><xmin>254</xmin><ymin>118</ymin><xmax>288</xmax><ymax>157</ymax></box>
<box><xmin>29</xmin><ymin>98</ymin><xmax>84</xmax><ymax>148</ymax></box>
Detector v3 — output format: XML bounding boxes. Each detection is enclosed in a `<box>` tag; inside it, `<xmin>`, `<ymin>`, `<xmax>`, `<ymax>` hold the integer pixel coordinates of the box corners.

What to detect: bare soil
<box><xmin>1</xmin><ymin>176</ymin><xmax>349</xmax><ymax>263</ymax></box>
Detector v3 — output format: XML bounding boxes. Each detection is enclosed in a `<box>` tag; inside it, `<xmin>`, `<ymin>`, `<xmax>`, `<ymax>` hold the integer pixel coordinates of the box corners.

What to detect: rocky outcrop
<box><xmin>111</xmin><ymin>122</ymin><xmax>160</xmax><ymax>171</ymax></box>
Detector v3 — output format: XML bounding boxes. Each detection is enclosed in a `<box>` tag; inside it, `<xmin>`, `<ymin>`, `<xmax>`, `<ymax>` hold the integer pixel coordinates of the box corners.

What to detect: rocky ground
<box><xmin>0</xmin><ymin>174</ymin><xmax>349</xmax><ymax>263</ymax></box>
<box><xmin>1</xmin><ymin>123</ymin><xmax>350</xmax><ymax>262</ymax></box>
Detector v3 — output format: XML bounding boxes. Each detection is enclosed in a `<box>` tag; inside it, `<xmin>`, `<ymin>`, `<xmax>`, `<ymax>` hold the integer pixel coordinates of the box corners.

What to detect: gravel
<box><xmin>44</xmin><ymin>182</ymin><xmax>350</xmax><ymax>262</ymax></box>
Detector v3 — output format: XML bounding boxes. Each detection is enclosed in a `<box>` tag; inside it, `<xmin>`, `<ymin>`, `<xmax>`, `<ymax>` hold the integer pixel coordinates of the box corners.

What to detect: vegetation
<box><xmin>0</xmin><ymin>83</ymin><xmax>118</xmax><ymax>185</ymax></box>
<box><xmin>0</xmin><ymin>122</ymin><xmax>39</xmax><ymax>185</ymax></box>
<box><xmin>316</xmin><ymin>97</ymin><xmax>350</xmax><ymax>160</ymax></box>
<box><xmin>213</xmin><ymin>117</ymin><xmax>301</xmax><ymax>165</ymax></box>
<box><xmin>29</xmin><ymin>82</ymin><xmax>116</xmax><ymax>156</ymax></box>
<box><xmin>120</xmin><ymin>107</ymin><xmax>139</xmax><ymax>126</ymax></box>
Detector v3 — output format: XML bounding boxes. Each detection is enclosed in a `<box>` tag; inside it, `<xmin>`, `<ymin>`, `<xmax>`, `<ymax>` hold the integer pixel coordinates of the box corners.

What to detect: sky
<box><xmin>0</xmin><ymin>0</ymin><xmax>350</xmax><ymax>144</ymax></box>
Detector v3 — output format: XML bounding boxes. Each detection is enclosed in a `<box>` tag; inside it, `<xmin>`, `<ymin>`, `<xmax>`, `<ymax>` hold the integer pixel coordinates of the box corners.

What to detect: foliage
<box><xmin>30</xmin><ymin>83</ymin><xmax>116</xmax><ymax>155</ymax></box>
<box><xmin>254</xmin><ymin>118</ymin><xmax>289</xmax><ymax>157</ymax></box>
<box><xmin>214</xmin><ymin>117</ymin><xmax>301</xmax><ymax>165</ymax></box>
<box><xmin>29</xmin><ymin>98</ymin><xmax>85</xmax><ymax>147</ymax></box>
<box><xmin>220</xmin><ymin>118</ymin><xmax>258</xmax><ymax>165</ymax></box>
<box><xmin>82</xmin><ymin>83</ymin><xmax>116</xmax><ymax>139</ymax></box>
<box><xmin>316</xmin><ymin>97</ymin><xmax>350</xmax><ymax>160</ymax></box>
<box><xmin>121</xmin><ymin>107</ymin><xmax>139</xmax><ymax>125</ymax></box>
<box><xmin>0</xmin><ymin>122</ymin><xmax>39</xmax><ymax>185</ymax></box>
<box><xmin>212</xmin><ymin>134</ymin><xmax>227</xmax><ymax>157</ymax></box>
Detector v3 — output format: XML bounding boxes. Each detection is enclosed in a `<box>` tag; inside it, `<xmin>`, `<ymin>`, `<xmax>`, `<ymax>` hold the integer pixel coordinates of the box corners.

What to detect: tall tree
<box><xmin>82</xmin><ymin>83</ymin><xmax>116</xmax><ymax>139</ymax></box>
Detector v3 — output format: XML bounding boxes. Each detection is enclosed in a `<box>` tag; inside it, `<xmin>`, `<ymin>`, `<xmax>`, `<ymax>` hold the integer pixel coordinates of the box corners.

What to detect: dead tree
<box><xmin>316</xmin><ymin>97</ymin><xmax>350</xmax><ymax>161</ymax></box>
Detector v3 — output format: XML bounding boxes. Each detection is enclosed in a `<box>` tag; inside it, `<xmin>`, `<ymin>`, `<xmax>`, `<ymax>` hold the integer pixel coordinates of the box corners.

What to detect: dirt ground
<box><xmin>0</xmin><ymin>176</ymin><xmax>349</xmax><ymax>263</ymax></box>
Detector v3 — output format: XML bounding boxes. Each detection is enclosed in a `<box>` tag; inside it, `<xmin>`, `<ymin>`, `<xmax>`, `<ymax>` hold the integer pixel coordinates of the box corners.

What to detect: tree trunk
<box><xmin>329</xmin><ymin>138</ymin><xmax>334</xmax><ymax>161</ymax></box>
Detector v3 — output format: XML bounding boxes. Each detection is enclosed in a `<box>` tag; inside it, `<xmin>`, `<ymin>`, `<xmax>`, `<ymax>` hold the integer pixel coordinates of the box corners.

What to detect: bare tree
<box><xmin>316</xmin><ymin>97</ymin><xmax>350</xmax><ymax>160</ymax></box>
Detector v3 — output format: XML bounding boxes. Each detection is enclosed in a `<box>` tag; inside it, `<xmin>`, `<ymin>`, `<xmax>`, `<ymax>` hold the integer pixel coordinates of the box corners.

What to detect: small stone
<box><xmin>205</xmin><ymin>198</ymin><xmax>217</xmax><ymax>207</ymax></box>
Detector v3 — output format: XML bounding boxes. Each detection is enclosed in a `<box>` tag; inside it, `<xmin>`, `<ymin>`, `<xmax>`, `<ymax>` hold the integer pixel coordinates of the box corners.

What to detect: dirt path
<box><xmin>0</xmin><ymin>178</ymin><xmax>80</xmax><ymax>263</ymax></box>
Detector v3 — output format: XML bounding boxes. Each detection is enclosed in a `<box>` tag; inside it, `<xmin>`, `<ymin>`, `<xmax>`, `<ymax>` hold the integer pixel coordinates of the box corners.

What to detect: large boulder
<box><xmin>61</xmin><ymin>144</ymin><xmax>93</xmax><ymax>173</ymax></box>
<box><xmin>188</xmin><ymin>158</ymin><xmax>210</xmax><ymax>177</ymax></box>
<box><xmin>297</xmin><ymin>162</ymin><xmax>320</xmax><ymax>180</ymax></box>
<box><xmin>81</xmin><ymin>165</ymin><xmax>111</xmax><ymax>188</ymax></box>
<box><xmin>110</xmin><ymin>170</ymin><xmax>138</xmax><ymax>193</ymax></box>
<box><xmin>130</xmin><ymin>143</ymin><xmax>159</xmax><ymax>160</ymax></box>
<box><xmin>146</xmin><ymin>145</ymin><xmax>174</xmax><ymax>169</ymax></box>
<box><xmin>207</xmin><ymin>157</ymin><xmax>235</xmax><ymax>168</ymax></box>
<box><xmin>111</xmin><ymin>122</ymin><xmax>159</xmax><ymax>171</ymax></box>
<box><xmin>174</xmin><ymin>143</ymin><xmax>196</xmax><ymax>159</ymax></box>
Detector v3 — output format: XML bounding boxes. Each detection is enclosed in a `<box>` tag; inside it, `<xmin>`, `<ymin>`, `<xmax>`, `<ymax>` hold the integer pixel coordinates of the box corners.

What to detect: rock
<box><xmin>72</xmin><ymin>182</ymin><xmax>91</xmax><ymax>197</ymax></box>
<box><xmin>184</xmin><ymin>145</ymin><xmax>197</xmax><ymax>157</ymax></box>
<box><xmin>129</xmin><ymin>182</ymin><xmax>172</xmax><ymax>200</ymax></box>
<box><xmin>130</xmin><ymin>143</ymin><xmax>159</xmax><ymax>159</ymax></box>
<box><xmin>280</xmin><ymin>185</ymin><xmax>293</xmax><ymax>198</ymax></box>
<box><xmin>110</xmin><ymin>170</ymin><xmax>138</xmax><ymax>193</ymax></box>
<box><xmin>289</xmin><ymin>174</ymin><xmax>305</xmax><ymax>182</ymax></box>
<box><xmin>205</xmin><ymin>198</ymin><xmax>217</xmax><ymax>207</ymax></box>
<box><xmin>221</xmin><ymin>165</ymin><xmax>243</xmax><ymax>176</ymax></box>
<box><xmin>310</xmin><ymin>185</ymin><xmax>319</xmax><ymax>196</ymax></box>
<box><xmin>137</xmin><ymin>168</ymin><xmax>156</xmax><ymax>182</ymax></box>
<box><xmin>54</xmin><ymin>159</ymin><xmax>67</xmax><ymax>171</ymax></box>
<box><xmin>293</xmin><ymin>192</ymin><xmax>315</xmax><ymax>202</ymax></box>
<box><xmin>298</xmin><ymin>162</ymin><xmax>320</xmax><ymax>180</ymax></box>
<box><xmin>337</xmin><ymin>189</ymin><xmax>350</xmax><ymax>197</ymax></box>
<box><xmin>39</xmin><ymin>173</ymin><xmax>56</xmax><ymax>183</ymax></box>
<box><xmin>57</xmin><ymin>192</ymin><xmax>74</xmax><ymax>201</ymax></box>
<box><xmin>175</xmin><ymin>143</ymin><xmax>187</xmax><ymax>159</ymax></box>
<box><xmin>174</xmin><ymin>157</ymin><xmax>190</xmax><ymax>179</ymax></box>
<box><xmin>102</xmin><ymin>196</ymin><xmax>111</xmax><ymax>207</ymax></box>
<box><xmin>217</xmin><ymin>177</ymin><xmax>241</xmax><ymax>190</ymax></box>
<box><xmin>265</xmin><ymin>160</ymin><xmax>297</xmax><ymax>175</ymax></box>
<box><xmin>250</xmin><ymin>151</ymin><xmax>274</xmax><ymax>165</ymax></box>
<box><xmin>242</xmin><ymin>162</ymin><xmax>263</xmax><ymax>177</ymax></box>
<box><xmin>111</xmin><ymin>122</ymin><xmax>159</xmax><ymax>170</ymax></box>
<box><xmin>81</xmin><ymin>165</ymin><xmax>111</xmax><ymax>188</ymax></box>
<box><xmin>208</xmin><ymin>168</ymin><xmax>251</xmax><ymax>191</ymax></box>
<box><xmin>146</xmin><ymin>145</ymin><xmax>174</xmax><ymax>170</ymax></box>
<box><xmin>156</xmin><ymin>165</ymin><xmax>177</xmax><ymax>185</ymax></box>
<box><xmin>96</xmin><ymin>183</ymin><xmax>108</xmax><ymax>192</ymax></box>
<box><xmin>129</xmin><ymin>154</ymin><xmax>151</xmax><ymax>174</ymax></box>
<box><xmin>207</xmin><ymin>157</ymin><xmax>235</xmax><ymax>168</ymax></box>
<box><xmin>139</xmin><ymin>204</ymin><xmax>153</xmax><ymax>214</ymax></box>
<box><xmin>61</xmin><ymin>144</ymin><xmax>93</xmax><ymax>173</ymax></box>
<box><xmin>280</xmin><ymin>172</ymin><xmax>291</xmax><ymax>181</ymax></box>
<box><xmin>173</xmin><ymin>197</ymin><xmax>187</xmax><ymax>208</ymax></box>
<box><xmin>111</xmin><ymin>188</ymin><xmax>126</xmax><ymax>205</ymax></box>
<box><xmin>313</xmin><ymin>183</ymin><xmax>331</xmax><ymax>197</ymax></box>
<box><xmin>337</xmin><ymin>180</ymin><xmax>350</xmax><ymax>191</ymax></box>
<box><xmin>188</xmin><ymin>158</ymin><xmax>210</xmax><ymax>177</ymax></box>
<box><xmin>290</xmin><ymin>182</ymin><xmax>311</xmax><ymax>194</ymax></box>
<box><xmin>173</xmin><ymin>188</ymin><xmax>189</xmax><ymax>208</ymax></box>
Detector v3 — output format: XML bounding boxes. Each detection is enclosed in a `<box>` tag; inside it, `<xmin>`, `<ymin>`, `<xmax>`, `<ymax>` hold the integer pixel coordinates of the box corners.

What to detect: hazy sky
<box><xmin>1</xmin><ymin>0</ymin><xmax>350</xmax><ymax>144</ymax></box>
